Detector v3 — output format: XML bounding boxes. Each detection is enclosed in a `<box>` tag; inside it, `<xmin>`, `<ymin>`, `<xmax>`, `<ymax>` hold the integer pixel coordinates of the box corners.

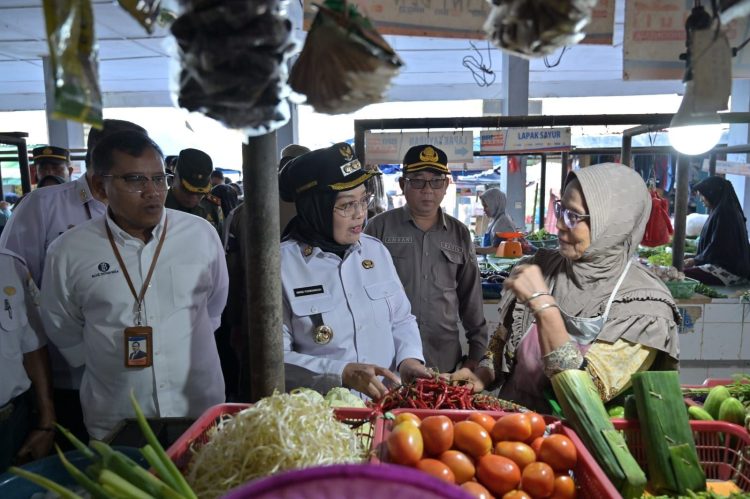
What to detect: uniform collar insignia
<box><xmin>362</xmin><ymin>259</ymin><xmax>374</xmax><ymax>269</ymax></box>
<box><xmin>303</xmin><ymin>245</ymin><xmax>313</xmax><ymax>257</ymax></box>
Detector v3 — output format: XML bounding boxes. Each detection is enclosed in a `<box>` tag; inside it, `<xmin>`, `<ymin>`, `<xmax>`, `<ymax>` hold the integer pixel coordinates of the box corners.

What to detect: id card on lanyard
<box><xmin>105</xmin><ymin>217</ymin><xmax>168</xmax><ymax>369</ymax></box>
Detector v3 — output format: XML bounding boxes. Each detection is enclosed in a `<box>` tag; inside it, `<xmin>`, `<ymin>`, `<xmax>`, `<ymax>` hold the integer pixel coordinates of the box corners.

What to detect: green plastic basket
<box><xmin>665</xmin><ymin>278</ymin><xmax>699</xmax><ymax>299</ymax></box>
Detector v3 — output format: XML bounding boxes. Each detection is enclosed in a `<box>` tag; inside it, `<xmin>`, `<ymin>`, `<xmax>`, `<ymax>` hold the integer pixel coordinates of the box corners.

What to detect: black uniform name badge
<box><xmin>124</xmin><ymin>327</ymin><xmax>153</xmax><ymax>368</ymax></box>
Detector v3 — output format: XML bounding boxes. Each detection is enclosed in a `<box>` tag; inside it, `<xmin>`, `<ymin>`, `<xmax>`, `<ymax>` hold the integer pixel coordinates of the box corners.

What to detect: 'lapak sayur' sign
<box><xmin>365</xmin><ymin>131</ymin><xmax>474</xmax><ymax>164</ymax></box>
<box><xmin>480</xmin><ymin>128</ymin><xmax>571</xmax><ymax>155</ymax></box>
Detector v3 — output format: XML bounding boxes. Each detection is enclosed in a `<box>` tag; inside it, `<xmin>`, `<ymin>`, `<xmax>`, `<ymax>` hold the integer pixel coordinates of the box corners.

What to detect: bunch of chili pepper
<box><xmin>370</xmin><ymin>377</ymin><xmax>527</xmax><ymax>413</ymax></box>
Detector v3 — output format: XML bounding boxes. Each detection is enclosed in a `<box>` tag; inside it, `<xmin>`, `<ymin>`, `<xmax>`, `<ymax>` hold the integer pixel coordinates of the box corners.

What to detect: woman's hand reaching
<box><xmin>342</xmin><ymin>363</ymin><xmax>400</xmax><ymax>400</ymax></box>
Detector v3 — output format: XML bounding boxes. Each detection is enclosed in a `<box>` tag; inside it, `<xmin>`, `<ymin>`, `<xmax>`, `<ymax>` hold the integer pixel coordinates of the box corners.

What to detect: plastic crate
<box><xmin>371</xmin><ymin>409</ymin><xmax>619</xmax><ymax>499</ymax></box>
<box><xmin>665</xmin><ymin>277</ymin><xmax>699</xmax><ymax>299</ymax></box>
<box><xmin>613</xmin><ymin>419</ymin><xmax>750</xmax><ymax>492</ymax></box>
<box><xmin>166</xmin><ymin>403</ymin><xmax>376</xmax><ymax>472</ymax></box>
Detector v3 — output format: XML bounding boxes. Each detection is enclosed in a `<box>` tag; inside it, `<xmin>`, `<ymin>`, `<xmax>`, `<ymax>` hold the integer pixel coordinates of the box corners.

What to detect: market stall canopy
<box><xmin>0</xmin><ymin>0</ymin><xmax>688</xmax><ymax>112</ymax></box>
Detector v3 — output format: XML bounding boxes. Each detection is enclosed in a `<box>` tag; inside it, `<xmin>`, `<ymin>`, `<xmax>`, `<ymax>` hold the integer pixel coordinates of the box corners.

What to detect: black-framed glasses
<box><xmin>334</xmin><ymin>195</ymin><xmax>372</xmax><ymax>217</ymax></box>
<box><xmin>554</xmin><ymin>200</ymin><xmax>590</xmax><ymax>229</ymax></box>
<box><xmin>101</xmin><ymin>173</ymin><xmax>173</xmax><ymax>193</ymax></box>
<box><xmin>404</xmin><ymin>177</ymin><xmax>448</xmax><ymax>190</ymax></box>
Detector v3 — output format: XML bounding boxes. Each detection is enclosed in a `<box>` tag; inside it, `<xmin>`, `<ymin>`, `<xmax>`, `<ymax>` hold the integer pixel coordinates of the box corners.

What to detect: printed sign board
<box><xmin>480</xmin><ymin>128</ymin><xmax>571</xmax><ymax>155</ymax></box>
<box><xmin>701</xmin><ymin>159</ymin><xmax>750</xmax><ymax>177</ymax></box>
<box><xmin>365</xmin><ymin>131</ymin><xmax>474</xmax><ymax>164</ymax></box>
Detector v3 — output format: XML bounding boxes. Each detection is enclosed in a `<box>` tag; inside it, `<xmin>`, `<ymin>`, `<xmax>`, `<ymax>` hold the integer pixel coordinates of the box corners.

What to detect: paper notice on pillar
<box><xmin>582</xmin><ymin>0</ymin><xmax>615</xmax><ymax>45</ymax></box>
<box><xmin>623</xmin><ymin>0</ymin><xmax>750</xmax><ymax>80</ymax></box>
<box><xmin>448</xmin><ymin>156</ymin><xmax>495</xmax><ymax>172</ymax></box>
<box><xmin>303</xmin><ymin>0</ymin><xmax>489</xmax><ymax>39</ymax></box>
<box><xmin>480</xmin><ymin>128</ymin><xmax>571</xmax><ymax>155</ymax></box>
<box><xmin>365</xmin><ymin>131</ymin><xmax>474</xmax><ymax>164</ymax></box>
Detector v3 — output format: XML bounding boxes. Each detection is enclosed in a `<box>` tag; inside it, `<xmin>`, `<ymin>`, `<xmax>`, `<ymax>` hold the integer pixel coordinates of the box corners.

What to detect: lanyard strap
<box><xmin>105</xmin><ymin>216</ymin><xmax>168</xmax><ymax>325</ymax></box>
<box><xmin>601</xmin><ymin>258</ymin><xmax>633</xmax><ymax>322</ymax></box>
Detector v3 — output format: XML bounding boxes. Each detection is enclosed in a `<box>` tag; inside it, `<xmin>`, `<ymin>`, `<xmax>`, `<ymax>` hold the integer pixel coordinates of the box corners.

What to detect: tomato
<box><xmin>538</xmin><ymin>434</ymin><xmax>577</xmax><ymax>472</ymax></box>
<box><xmin>467</xmin><ymin>412</ymin><xmax>496</xmax><ymax>434</ymax></box>
<box><xmin>550</xmin><ymin>474</ymin><xmax>577</xmax><ymax>499</ymax></box>
<box><xmin>492</xmin><ymin>413</ymin><xmax>532</xmax><ymax>443</ymax></box>
<box><xmin>454</xmin><ymin>421</ymin><xmax>492</xmax><ymax>458</ymax></box>
<box><xmin>461</xmin><ymin>481</ymin><xmax>494</xmax><ymax>499</ymax></box>
<box><xmin>476</xmin><ymin>454</ymin><xmax>521</xmax><ymax>497</ymax></box>
<box><xmin>420</xmin><ymin>415</ymin><xmax>454</xmax><ymax>456</ymax></box>
<box><xmin>526</xmin><ymin>412</ymin><xmax>547</xmax><ymax>442</ymax></box>
<box><xmin>502</xmin><ymin>491</ymin><xmax>532</xmax><ymax>499</ymax></box>
<box><xmin>415</xmin><ymin>458</ymin><xmax>456</xmax><ymax>484</ymax></box>
<box><xmin>530</xmin><ymin>436</ymin><xmax>545</xmax><ymax>456</ymax></box>
<box><xmin>393</xmin><ymin>412</ymin><xmax>421</xmax><ymax>428</ymax></box>
<box><xmin>387</xmin><ymin>422</ymin><xmax>423</xmax><ymax>465</ymax></box>
<box><xmin>521</xmin><ymin>461</ymin><xmax>555</xmax><ymax>498</ymax></box>
<box><xmin>494</xmin><ymin>441</ymin><xmax>536</xmax><ymax>470</ymax></box>
<box><xmin>439</xmin><ymin>450</ymin><xmax>475</xmax><ymax>484</ymax></box>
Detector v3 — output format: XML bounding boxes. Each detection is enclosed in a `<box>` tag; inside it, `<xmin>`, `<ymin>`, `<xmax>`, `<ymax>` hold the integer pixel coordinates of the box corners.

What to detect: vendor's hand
<box><xmin>398</xmin><ymin>358</ymin><xmax>432</xmax><ymax>384</ymax></box>
<box><xmin>342</xmin><ymin>363</ymin><xmax>400</xmax><ymax>400</ymax></box>
<box><xmin>684</xmin><ymin>258</ymin><xmax>695</xmax><ymax>268</ymax></box>
<box><xmin>504</xmin><ymin>264</ymin><xmax>551</xmax><ymax>304</ymax></box>
<box><xmin>15</xmin><ymin>429</ymin><xmax>55</xmax><ymax>464</ymax></box>
<box><xmin>450</xmin><ymin>367</ymin><xmax>490</xmax><ymax>393</ymax></box>
<box><xmin>461</xmin><ymin>358</ymin><xmax>479</xmax><ymax>372</ymax></box>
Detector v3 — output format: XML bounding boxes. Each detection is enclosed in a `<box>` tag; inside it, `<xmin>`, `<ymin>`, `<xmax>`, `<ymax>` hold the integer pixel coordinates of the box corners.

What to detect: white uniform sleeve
<box><xmin>282</xmin><ymin>294</ymin><xmax>349</xmax><ymax>393</ymax></box>
<box><xmin>206</xmin><ymin>229</ymin><xmax>229</xmax><ymax>331</ymax></box>
<box><xmin>40</xmin><ymin>240</ymin><xmax>85</xmax><ymax>366</ymax></box>
<box><xmin>10</xmin><ymin>258</ymin><xmax>46</xmax><ymax>353</ymax></box>
<box><xmin>0</xmin><ymin>196</ymin><xmax>46</xmax><ymax>286</ymax></box>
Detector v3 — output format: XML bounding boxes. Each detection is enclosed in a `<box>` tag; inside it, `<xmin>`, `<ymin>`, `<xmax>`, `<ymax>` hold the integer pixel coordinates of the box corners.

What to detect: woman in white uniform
<box><xmin>279</xmin><ymin>143</ymin><xmax>430</xmax><ymax>400</ymax></box>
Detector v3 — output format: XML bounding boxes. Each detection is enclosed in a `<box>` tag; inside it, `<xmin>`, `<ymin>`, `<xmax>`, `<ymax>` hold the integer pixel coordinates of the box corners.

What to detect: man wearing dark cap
<box><xmin>32</xmin><ymin>146</ymin><xmax>73</xmax><ymax>185</ymax></box>
<box><xmin>365</xmin><ymin>145</ymin><xmax>488</xmax><ymax>374</ymax></box>
<box><xmin>0</xmin><ymin>118</ymin><xmax>148</xmax><ymax>445</ymax></box>
<box><xmin>165</xmin><ymin>148</ymin><xmax>223</xmax><ymax>236</ymax></box>
<box><xmin>278</xmin><ymin>142</ymin><xmax>430</xmax><ymax>400</ymax></box>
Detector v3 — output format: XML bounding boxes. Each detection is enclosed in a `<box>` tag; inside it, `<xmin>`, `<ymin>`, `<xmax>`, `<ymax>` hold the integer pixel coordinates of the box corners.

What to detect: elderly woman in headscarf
<box><xmin>476</xmin><ymin>188</ymin><xmax>517</xmax><ymax>255</ymax></box>
<box><xmin>453</xmin><ymin>164</ymin><xmax>680</xmax><ymax>413</ymax></box>
<box><xmin>684</xmin><ymin>176</ymin><xmax>750</xmax><ymax>286</ymax></box>
<box><xmin>279</xmin><ymin>143</ymin><xmax>431</xmax><ymax>400</ymax></box>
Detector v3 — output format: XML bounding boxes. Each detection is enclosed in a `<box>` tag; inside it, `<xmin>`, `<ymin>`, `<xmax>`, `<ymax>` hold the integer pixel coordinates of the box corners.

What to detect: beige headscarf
<box><xmin>495</xmin><ymin>163</ymin><xmax>680</xmax><ymax>377</ymax></box>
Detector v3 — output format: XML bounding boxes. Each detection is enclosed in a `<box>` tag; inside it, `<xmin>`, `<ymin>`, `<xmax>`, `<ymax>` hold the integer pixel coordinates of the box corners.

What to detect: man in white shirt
<box><xmin>41</xmin><ymin>130</ymin><xmax>228</xmax><ymax>439</ymax></box>
<box><xmin>0</xmin><ymin>249</ymin><xmax>55</xmax><ymax>470</ymax></box>
<box><xmin>0</xmin><ymin>119</ymin><xmax>147</xmax><ymax>443</ymax></box>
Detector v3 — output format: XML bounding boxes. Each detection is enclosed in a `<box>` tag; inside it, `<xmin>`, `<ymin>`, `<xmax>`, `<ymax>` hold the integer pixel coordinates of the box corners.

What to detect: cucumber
<box><xmin>703</xmin><ymin>385</ymin><xmax>731</xmax><ymax>420</ymax></box>
<box><xmin>718</xmin><ymin>397</ymin><xmax>745</xmax><ymax>426</ymax></box>
<box><xmin>687</xmin><ymin>405</ymin><xmax>714</xmax><ymax>421</ymax></box>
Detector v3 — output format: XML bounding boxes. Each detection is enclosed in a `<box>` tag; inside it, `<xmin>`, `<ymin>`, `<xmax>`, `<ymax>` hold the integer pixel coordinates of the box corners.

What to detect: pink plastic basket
<box><xmin>371</xmin><ymin>409</ymin><xmax>620</xmax><ymax>499</ymax></box>
<box><xmin>165</xmin><ymin>403</ymin><xmax>376</xmax><ymax>472</ymax></box>
<box><xmin>612</xmin><ymin>419</ymin><xmax>750</xmax><ymax>492</ymax></box>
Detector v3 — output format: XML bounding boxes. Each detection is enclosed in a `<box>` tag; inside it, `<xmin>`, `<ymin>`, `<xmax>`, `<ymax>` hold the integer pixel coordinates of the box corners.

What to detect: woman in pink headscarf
<box><xmin>454</xmin><ymin>164</ymin><xmax>680</xmax><ymax>413</ymax></box>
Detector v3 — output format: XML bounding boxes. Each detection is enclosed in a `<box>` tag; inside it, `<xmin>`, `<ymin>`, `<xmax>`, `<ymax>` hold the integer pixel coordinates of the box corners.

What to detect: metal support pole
<box><xmin>243</xmin><ymin>132</ymin><xmax>284</xmax><ymax>401</ymax></box>
<box><xmin>709</xmin><ymin>153</ymin><xmax>717</xmax><ymax>176</ymax></box>
<box><xmin>672</xmin><ymin>155</ymin><xmax>690</xmax><ymax>271</ymax></box>
<box><xmin>355</xmin><ymin>124</ymin><xmax>366</xmax><ymax>165</ymax></box>
<box><xmin>621</xmin><ymin>135</ymin><xmax>632</xmax><ymax>167</ymax></box>
<box><xmin>561</xmin><ymin>151</ymin><xmax>569</xmax><ymax>189</ymax></box>
<box><xmin>0</xmin><ymin>132</ymin><xmax>31</xmax><ymax>194</ymax></box>
<box><xmin>539</xmin><ymin>154</ymin><xmax>547</xmax><ymax>229</ymax></box>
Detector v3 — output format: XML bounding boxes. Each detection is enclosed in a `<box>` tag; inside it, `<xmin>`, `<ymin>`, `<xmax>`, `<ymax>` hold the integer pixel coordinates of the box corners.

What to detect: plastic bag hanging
<box><xmin>642</xmin><ymin>189</ymin><xmax>674</xmax><ymax>248</ymax></box>
<box><xmin>289</xmin><ymin>0</ymin><xmax>403</xmax><ymax>115</ymax></box>
<box><xmin>171</xmin><ymin>0</ymin><xmax>297</xmax><ymax>135</ymax></box>
<box><xmin>484</xmin><ymin>0</ymin><xmax>597</xmax><ymax>58</ymax></box>
<box><xmin>42</xmin><ymin>0</ymin><xmax>103</xmax><ymax>128</ymax></box>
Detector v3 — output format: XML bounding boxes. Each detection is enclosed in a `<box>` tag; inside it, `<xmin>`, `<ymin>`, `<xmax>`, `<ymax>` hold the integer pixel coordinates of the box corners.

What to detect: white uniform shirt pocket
<box><xmin>364</xmin><ymin>280</ymin><xmax>402</xmax><ymax>323</ymax></box>
<box><xmin>288</xmin><ymin>293</ymin><xmax>343</xmax><ymax>352</ymax></box>
<box><xmin>0</xmin><ymin>294</ymin><xmax>27</xmax><ymax>336</ymax></box>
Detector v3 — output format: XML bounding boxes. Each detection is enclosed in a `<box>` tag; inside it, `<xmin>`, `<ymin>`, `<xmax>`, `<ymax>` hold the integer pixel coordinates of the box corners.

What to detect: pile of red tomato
<box><xmin>385</xmin><ymin>411</ymin><xmax>578</xmax><ymax>499</ymax></box>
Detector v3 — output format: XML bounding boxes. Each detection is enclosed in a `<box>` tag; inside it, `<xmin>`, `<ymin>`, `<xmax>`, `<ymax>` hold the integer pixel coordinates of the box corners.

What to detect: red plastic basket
<box><xmin>371</xmin><ymin>409</ymin><xmax>620</xmax><ymax>499</ymax></box>
<box><xmin>613</xmin><ymin>419</ymin><xmax>750</xmax><ymax>492</ymax></box>
<box><xmin>165</xmin><ymin>403</ymin><xmax>377</xmax><ymax>472</ymax></box>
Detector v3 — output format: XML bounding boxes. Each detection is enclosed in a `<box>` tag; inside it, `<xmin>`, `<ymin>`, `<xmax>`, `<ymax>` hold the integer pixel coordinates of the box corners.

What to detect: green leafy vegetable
<box><xmin>694</xmin><ymin>283</ymin><xmax>727</xmax><ymax>299</ymax></box>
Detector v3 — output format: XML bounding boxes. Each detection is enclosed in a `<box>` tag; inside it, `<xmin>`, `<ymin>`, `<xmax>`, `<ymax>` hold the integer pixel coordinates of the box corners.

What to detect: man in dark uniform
<box><xmin>32</xmin><ymin>146</ymin><xmax>73</xmax><ymax>185</ymax></box>
<box><xmin>165</xmin><ymin>148</ymin><xmax>224</xmax><ymax>235</ymax></box>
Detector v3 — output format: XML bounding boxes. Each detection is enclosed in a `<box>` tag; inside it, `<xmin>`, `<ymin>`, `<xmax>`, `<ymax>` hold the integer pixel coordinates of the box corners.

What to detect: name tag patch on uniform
<box><xmin>440</xmin><ymin>242</ymin><xmax>463</xmax><ymax>253</ymax></box>
<box><xmin>294</xmin><ymin>285</ymin><xmax>324</xmax><ymax>297</ymax></box>
<box><xmin>385</xmin><ymin>236</ymin><xmax>413</xmax><ymax>244</ymax></box>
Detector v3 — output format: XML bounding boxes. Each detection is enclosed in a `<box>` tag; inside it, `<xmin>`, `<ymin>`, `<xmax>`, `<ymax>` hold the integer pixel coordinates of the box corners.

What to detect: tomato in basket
<box><xmin>502</xmin><ymin>490</ymin><xmax>531</xmax><ymax>499</ymax></box>
<box><xmin>420</xmin><ymin>415</ymin><xmax>454</xmax><ymax>456</ymax></box>
<box><xmin>387</xmin><ymin>423</ymin><xmax>424</xmax><ymax>465</ymax></box>
<box><xmin>415</xmin><ymin>458</ymin><xmax>456</xmax><ymax>484</ymax></box>
<box><xmin>520</xmin><ymin>461</ymin><xmax>555</xmax><ymax>497</ymax></box>
<box><xmin>494</xmin><ymin>441</ymin><xmax>536</xmax><ymax>470</ymax></box>
<box><xmin>460</xmin><ymin>481</ymin><xmax>493</xmax><ymax>499</ymax></box>
<box><xmin>492</xmin><ymin>413</ymin><xmax>532</xmax><ymax>442</ymax></box>
<box><xmin>526</xmin><ymin>412</ymin><xmax>547</xmax><ymax>442</ymax></box>
<box><xmin>537</xmin><ymin>434</ymin><xmax>577</xmax><ymax>472</ymax></box>
<box><xmin>467</xmin><ymin>412</ymin><xmax>496</xmax><ymax>434</ymax></box>
<box><xmin>394</xmin><ymin>412</ymin><xmax>421</xmax><ymax>428</ymax></box>
<box><xmin>552</xmin><ymin>474</ymin><xmax>577</xmax><ymax>499</ymax></box>
<box><xmin>438</xmin><ymin>450</ymin><xmax>475</xmax><ymax>484</ymax></box>
<box><xmin>453</xmin><ymin>421</ymin><xmax>492</xmax><ymax>458</ymax></box>
<box><xmin>476</xmin><ymin>454</ymin><xmax>521</xmax><ymax>496</ymax></box>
